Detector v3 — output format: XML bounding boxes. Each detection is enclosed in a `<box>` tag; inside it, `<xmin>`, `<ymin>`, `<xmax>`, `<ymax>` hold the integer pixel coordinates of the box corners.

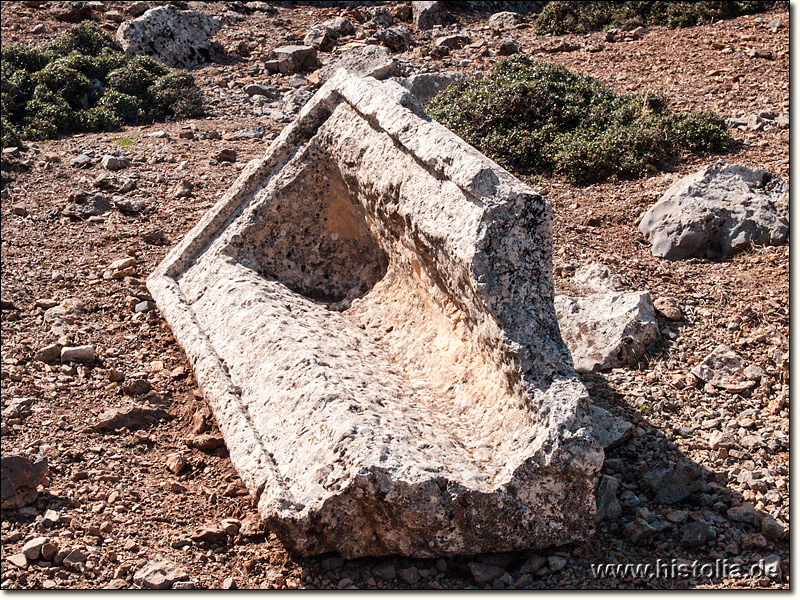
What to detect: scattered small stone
<box><xmin>1</xmin><ymin>454</ymin><xmax>49</xmax><ymax>509</ymax></box>
<box><xmin>413</xmin><ymin>1</ymin><xmax>446</xmax><ymax>31</ymax></box>
<box><xmin>12</xmin><ymin>204</ymin><xmax>28</xmax><ymax>217</ymax></box>
<box><xmin>625</xmin><ymin>518</ymin><xmax>656</xmax><ymax>543</ymax></box>
<box><xmin>189</xmin><ymin>434</ymin><xmax>225</xmax><ymax>452</ymax></box>
<box><xmin>91</xmin><ymin>405</ymin><xmax>172</xmax><ymax>432</ymax></box>
<box><xmin>134</xmin><ymin>300</ymin><xmax>156</xmax><ymax>313</ymax></box>
<box><xmin>740</xmin><ymin>532</ymin><xmax>767</xmax><ymax>550</ymax></box>
<box><xmin>398</xmin><ymin>566</ymin><xmax>421</xmax><ymax>585</ymax></box>
<box><xmin>468</xmin><ymin>562</ymin><xmax>505</xmax><ymax>584</ymax></box>
<box><xmin>165</xmin><ymin>452</ymin><xmax>187</xmax><ymax>475</ymax></box>
<box><xmin>681</xmin><ymin>520</ymin><xmax>715</xmax><ymax>548</ymax></box>
<box><xmin>215</xmin><ymin>149</ymin><xmax>237</xmax><ymax>163</ymax></box>
<box><xmin>61</xmin><ymin>345</ymin><xmax>95</xmax><ymax>363</ymax></box>
<box><xmin>101</xmin><ymin>155</ymin><xmax>130</xmax><ymax>171</ymax></box>
<box><xmin>548</xmin><ymin>555</ymin><xmax>568</xmax><ymax>572</ymax></box>
<box><xmin>7</xmin><ymin>553</ymin><xmax>28</xmax><ymax>569</ymax></box>
<box><xmin>727</xmin><ymin>503</ymin><xmax>761</xmax><ymax>527</ymax></box>
<box><xmin>190</xmin><ymin>526</ymin><xmax>226</xmax><ymax>544</ymax></box>
<box><xmin>497</xmin><ymin>38</ymin><xmax>519</xmax><ymax>56</ymax></box>
<box><xmin>112</xmin><ymin>196</ymin><xmax>147</xmax><ymax>213</ymax></box>
<box><xmin>42</xmin><ymin>509</ymin><xmax>60</xmax><ymax>528</ymax></box>
<box><xmin>133</xmin><ymin>556</ymin><xmax>190</xmax><ymax>589</ymax></box>
<box><xmin>22</xmin><ymin>536</ymin><xmax>49</xmax><ymax>560</ymax></box>
<box><xmin>654</xmin><ymin>297</ymin><xmax>682</xmax><ymax>320</ymax></box>
<box><xmin>761</xmin><ymin>516</ymin><xmax>785</xmax><ymax>540</ymax></box>
<box><xmin>34</xmin><ymin>343</ymin><xmax>61</xmax><ymax>363</ymax></box>
<box><xmin>69</xmin><ymin>154</ymin><xmax>92</xmax><ymax>168</ymax></box>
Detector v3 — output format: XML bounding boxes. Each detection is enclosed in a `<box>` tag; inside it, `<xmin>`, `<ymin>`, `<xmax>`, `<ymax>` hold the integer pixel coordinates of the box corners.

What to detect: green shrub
<box><xmin>1</xmin><ymin>44</ymin><xmax>49</xmax><ymax>73</ymax></box>
<box><xmin>45</xmin><ymin>20</ymin><xmax>121</xmax><ymax>57</ymax></box>
<box><xmin>0</xmin><ymin>21</ymin><xmax>205</xmax><ymax>147</ymax></box>
<box><xmin>534</xmin><ymin>1</ymin><xmax>781</xmax><ymax>35</ymax></box>
<box><xmin>148</xmin><ymin>71</ymin><xmax>204</xmax><ymax>120</ymax></box>
<box><xmin>427</xmin><ymin>56</ymin><xmax>731</xmax><ymax>185</ymax></box>
<box><xmin>36</xmin><ymin>58</ymin><xmax>94</xmax><ymax>109</ymax></box>
<box><xmin>1</xmin><ymin>117</ymin><xmax>23</xmax><ymax>148</ymax></box>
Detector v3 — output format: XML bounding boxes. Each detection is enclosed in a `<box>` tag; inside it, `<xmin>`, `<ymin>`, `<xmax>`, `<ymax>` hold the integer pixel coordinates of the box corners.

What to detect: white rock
<box><xmin>116</xmin><ymin>5</ymin><xmax>221</xmax><ymax>68</ymax></box>
<box><xmin>61</xmin><ymin>345</ymin><xmax>95</xmax><ymax>363</ymax></box>
<box><xmin>691</xmin><ymin>344</ymin><xmax>748</xmax><ymax>391</ymax></box>
<box><xmin>572</xmin><ymin>263</ymin><xmax>625</xmax><ymax>294</ymax></box>
<box><xmin>555</xmin><ymin>291</ymin><xmax>660</xmax><ymax>372</ymax></box>
<box><xmin>147</xmin><ymin>70</ymin><xmax>604</xmax><ymax>558</ymax></box>
<box><xmin>639</xmin><ymin>163</ymin><xmax>789</xmax><ymax>260</ymax></box>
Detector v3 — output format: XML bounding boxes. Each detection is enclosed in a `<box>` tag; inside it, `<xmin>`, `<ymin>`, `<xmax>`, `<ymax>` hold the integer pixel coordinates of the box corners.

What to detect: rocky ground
<box><xmin>0</xmin><ymin>0</ymin><xmax>790</xmax><ymax>590</ymax></box>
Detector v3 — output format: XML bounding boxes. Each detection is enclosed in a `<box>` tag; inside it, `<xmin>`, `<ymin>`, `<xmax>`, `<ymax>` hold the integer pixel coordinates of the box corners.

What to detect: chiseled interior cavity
<box><xmin>148</xmin><ymin>71</ymin><xmax>603</xmax><ymax>558</ymax></box>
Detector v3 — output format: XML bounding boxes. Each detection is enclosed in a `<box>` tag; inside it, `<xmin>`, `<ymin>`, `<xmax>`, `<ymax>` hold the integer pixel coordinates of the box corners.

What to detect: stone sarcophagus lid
<box><xmin>148</xmin><ymin>70</ymin><xmax>604</xmax><ymax>558</ymax></box>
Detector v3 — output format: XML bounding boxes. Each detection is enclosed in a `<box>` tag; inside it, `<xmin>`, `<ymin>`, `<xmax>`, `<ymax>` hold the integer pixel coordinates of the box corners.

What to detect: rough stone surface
<box><xmin>267</xmin><ymin>45</ymin><xmax>319</xmax><ymax>74</ymax></box>
<box><xmin>639</xmin><ymin>163</ymin><xmax>789</xmax><ymax>260</ymax></box>
<box><xmin>317</xmin><ymin>45</ymin><xmax>399</xmax><ymax>84</ymax></box>
<box><xmin>691</xmin><ymin>344</ymin><xmax>747</xmax><ymax>391</ymax></box>
<box><xmin>555</xmin><ymin>291</ymin><xmax>660</xmax><ymax>372</ymax></box>
<box><xmin>148</xmin><ymin>71</ymin><xmax>603</xmax><ymax>558</ymax></box>
<box><xmin>594</xmin><ymin>474</ymin><xmax>621</xmax><ymax>523</ymax></box>
<box><xmin>413</xmin><ymin>1</ymin><xmax>446</xmax><ymax>30</ymax></box>
<box><xmin>572</xmin><ymin>263</ymin><xmax>626</xmax><ymax>295</ymax></box>
<box><xmin>116</xmin><ymin>5</ymin><xmax>221</xmax><ymax>68</ymax></box>
<box><xmin>1</xmin><ymin>454</ymin><xmax>48</xmax><ymax>509</ymax></box>
<box><xmin>133</xmin><ymin>556</ymin><xmax>190</xmax><ymax>589</ymax></box>
<box><xmin>488</xmin><ymin>11</ymin><xmax>524</xmax><ymax>29</ymax></box>
<box><xmin>396</xmin><ymin>71</ymin><xmax>469</xmax><ymax>106</ymax></box>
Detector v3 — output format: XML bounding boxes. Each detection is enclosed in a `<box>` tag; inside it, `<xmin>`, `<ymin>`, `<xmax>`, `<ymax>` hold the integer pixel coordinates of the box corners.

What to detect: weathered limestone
<box><xmin>555</xmin><ymin>264</ymin><xmax>660</xmax><ymax>372</ymax></box>
<box><xmin>148</xmin><ymin>71</ymin><xmax>603</xmax><ymax>558</ymax></box>
<box><xmin>639</xmin><ymin>163</ymin><xmax>789</xmax><ymax>260</ymax></box>
<box><xmin>555</xmin><ymin>291</ymin><xmax>660</xmax><ymax>372</ymax></box>
<box><xmin>116</xmin><ymin>5</ymin><xmax>221</xmax><ymax>68</ymax></box>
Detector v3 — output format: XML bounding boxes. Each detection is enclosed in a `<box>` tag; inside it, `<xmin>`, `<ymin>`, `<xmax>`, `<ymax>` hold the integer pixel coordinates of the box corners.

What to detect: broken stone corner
<box><xmin>147</xmin><ymin>69</ymin><xmax>607</xmax><ymax>558</ymax></box>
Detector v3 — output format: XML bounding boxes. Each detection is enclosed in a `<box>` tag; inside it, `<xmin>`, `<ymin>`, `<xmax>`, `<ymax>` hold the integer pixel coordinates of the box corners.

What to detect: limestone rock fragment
<box><xmin>116</xmin><ymin>5</ymin><xmax>221</xmax><ymax>68</ymax></box>
<box><xmin>639</xmin><ymin>163</ymin><xmax>789</xmax><ymax>260</ymax></box>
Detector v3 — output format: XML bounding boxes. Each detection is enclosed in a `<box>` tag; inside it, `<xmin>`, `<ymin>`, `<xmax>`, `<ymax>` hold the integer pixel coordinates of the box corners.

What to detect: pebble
<box><xmin>12</xmin><ymin>204</ymin><xmax>28</xmax><ymax>217</ymax></box>
<box><xmin>70</xmin><ymin>154</ymin><xmax>92</xmax><ymax>168</ymax></box>
<box><xmin>41</xmin><ymin>509</ymin><xmax>60</xmax><ymax>528</ymax></box>
<box><xmin>761</xmin><ymin>516</ymin><xmax>785</xmax><ymax>540</ymax></box>
<box><xmin>22</xmin><ymin>537</ymin><xmax>49</xmax><ymax>560</ymax></box>
<box><xmin>165</xmin><ymin>452</ymin><xmax>187</xmax><ymax>475</ymax></box>
<box><xmin>122</xmin><ymin>378</ymin><xmax>152</xmax><ymax>396</ymax></box>
<box><xmin>35</xmin><ymin>343</ymin><xmax>61</xmax><ymax>363</ymax></box>
<box><xmin>548</xmin><ymin>555</ymin><xmax>568</xmax><ymax>572</ymax></box>
<box><xmin>133</xmin><ymin>557</ymin><xmax>190</xmax><ymax>589</ymax></box>
<box><xmin>727</xmin><ymin>504</ymin><xmax>761</xmax><ymax>527</ymax></box>
<box><xmin>101</xmin><ymin>155</ymin><xmax>130</xmax><ymax>171</ymax></box>
<box><xmin>397</xmin><ymin>567</ymin><xmax>420</xmax><ymax>585</ymax></box>
<box><xmin>467</xmin><ymin>562</ymin><xmax>505</xmax><ymax>584</ymax></box>
<box><xmin>740</xmin><ymin>532</ymin><xmax>767</xmax><ymax>550</ymax></box>
<box><xmin>60</xmin><ymin>345</ymin><xmax>95</xmax><ymax>363</ymax></box>
<box><xmin>681</xmin><ymin>521</ymin><xmax>715</xmax><ymax>548</ymax></box>
<box><xmin>7</xmin><ymin>553</ymin><xmax>28</xmax><ymax>568</ymax></box>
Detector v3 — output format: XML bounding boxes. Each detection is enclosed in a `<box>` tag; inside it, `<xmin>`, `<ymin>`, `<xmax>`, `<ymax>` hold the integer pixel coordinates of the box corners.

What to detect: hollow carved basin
<box><xmin>148</xmin><ymin>71</ymin><xmax>604</xmax><ymax>558</ymax></box>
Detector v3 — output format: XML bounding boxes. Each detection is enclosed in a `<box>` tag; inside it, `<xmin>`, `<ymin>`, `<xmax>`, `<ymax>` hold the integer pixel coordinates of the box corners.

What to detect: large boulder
<box><xmin>116</xmin><ymin>5</ymin><xmax>221</xmax><ymax>68</ymax></box>
<box><xmin>148</xmin><ymin>70</ymin><xmax>604</xmax><ymax>558</ymax></box>
<box><xmin>639</xmin><ymin>163</ymin><xmax>789</xmax><ymax>260</ymax></box>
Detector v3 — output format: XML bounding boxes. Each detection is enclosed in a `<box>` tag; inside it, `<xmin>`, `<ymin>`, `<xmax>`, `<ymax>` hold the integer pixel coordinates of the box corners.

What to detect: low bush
<box><xmin>427</xmin><ymin>56</ymin><xmax>730</xmax><ymax>185</ymax></box>
<box><xmin>534</xmin><ymin>1</ymin><xmax>783</xmax><ymax>35</ymax></box>
<box><xmin>0</xmin><ymin>21</ymin><xmax>204</xmax><ymax>146</ymax></box>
